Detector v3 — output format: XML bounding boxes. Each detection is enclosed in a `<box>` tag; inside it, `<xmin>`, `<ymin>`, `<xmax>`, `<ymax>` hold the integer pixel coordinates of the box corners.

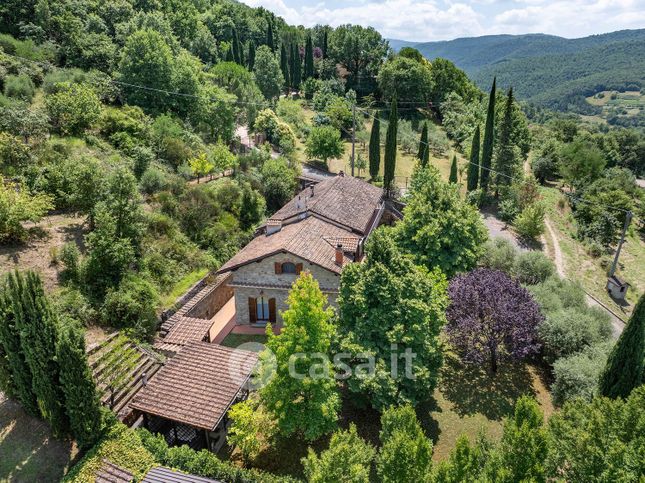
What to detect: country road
<box><xmin>544</xmin><ymin>218</ymin><xmax>625</xmax><ymax>337</ymax></box>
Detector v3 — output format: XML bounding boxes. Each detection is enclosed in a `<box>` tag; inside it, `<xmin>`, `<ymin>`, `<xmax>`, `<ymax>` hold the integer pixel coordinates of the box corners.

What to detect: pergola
<box><xmin>130</xmin><ymin>342</ymin><xmax>258</xmax><ymax>452</ymax></box>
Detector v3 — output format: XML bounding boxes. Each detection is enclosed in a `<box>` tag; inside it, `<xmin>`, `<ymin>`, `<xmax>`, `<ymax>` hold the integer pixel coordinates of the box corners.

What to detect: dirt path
<box><xmin>544</xmin><ymin>218</ymin><xmax>566</xmax><ymax>278</ymax></box>
<box><xmin>545</xmin><ymin>217</ymin><xmax>625</xmax><ymax>337</ymax></box>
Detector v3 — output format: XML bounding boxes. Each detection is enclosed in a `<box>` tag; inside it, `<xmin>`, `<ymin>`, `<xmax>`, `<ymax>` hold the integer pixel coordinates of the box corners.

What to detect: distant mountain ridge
<box><xmin>389</xmin><ymin>30</ymin><xmax>645</xmax><ymax>113</ymax></box>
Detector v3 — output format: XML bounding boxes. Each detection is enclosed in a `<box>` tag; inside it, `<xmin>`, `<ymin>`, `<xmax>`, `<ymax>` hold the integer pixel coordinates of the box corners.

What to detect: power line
<box><xmin>355</xmin><ymin>105</ymin><xmax>641</xmax><ymax>219</ymax></box>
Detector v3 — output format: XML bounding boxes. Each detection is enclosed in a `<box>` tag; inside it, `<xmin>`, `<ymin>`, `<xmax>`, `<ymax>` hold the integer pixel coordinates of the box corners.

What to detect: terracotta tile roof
<box><xmin>96</xmin><ymin>459</ymin><xmax>133</xmax><ymax>483</ymax></box>
<box><xmin>142</xmin><ymin>466</ymin><xmax>222</xmax><ymax>483</ymax></box>
<box><xmin>218</xmin><ymin>216</ymin><xmax>360</xmax><ymax>275</ymax></box>
<box><xmin>130</xmin><ymin>342</ymin><xmax>257</xmax><ymax>431</ymax></box>
<box><xmin>271</xmin><ymin>175</ymin><xmax>383</xmax><ymax>234</ymax></box>
<box><xmin>228</xmin><ymin>280</ymin><xmax>340</xmax><ymax>293</ymax></box>
<box><xmin>162</xmin><ymin>317</ymin><xmax>212</xmax><ymax>346</ymax></box>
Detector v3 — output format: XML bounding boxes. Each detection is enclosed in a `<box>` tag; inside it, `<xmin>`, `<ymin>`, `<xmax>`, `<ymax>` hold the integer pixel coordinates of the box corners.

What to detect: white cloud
<box><xmin>240</xmin><ymin>0</ymin><xmax>645</xmax><ymax>42</ymax></box>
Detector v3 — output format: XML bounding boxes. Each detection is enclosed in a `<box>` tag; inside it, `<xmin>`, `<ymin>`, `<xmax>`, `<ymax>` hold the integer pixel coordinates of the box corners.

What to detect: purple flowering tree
<box><xmin>446</xmin><ymin>268</ymin><xmax>543</xmax><ymax>373</ymax></box>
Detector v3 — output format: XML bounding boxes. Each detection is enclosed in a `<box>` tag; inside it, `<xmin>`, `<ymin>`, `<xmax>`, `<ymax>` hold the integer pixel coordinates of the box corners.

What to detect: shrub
<box><xmin>514</xmin><ymin>203</ymin><xmax>545</xmax><ymax>240</ymax></box>
<box><xmin>137</xmin><ymin>428</ymin><xmax>294</xmax><ymax>483</ymax></box>
<box><xmin>60</xmin><ymin>242</ymin><xmax>81</xmax><ymax>283</ymax></box>
<box><xmin>4</xmin><ymin>74</ymin><xmax>35</xmax><ymax>101</ymax></box>
<box><xmin>552</xmin><ymin>343</ymin><xmax>611</xmax><ymax>406</ymax></box>
<box><xmin>528</xmin><ymin>276</ymin><xmax>587</xmax><ymax>314</ymax></box>
<box><xmin>45</xmin><ymin>82</ymin><xmax>102</xmax><ymax>136</ymax></box>
<box><xmin>513</xmin><ymin>251</ymin><xmax>555</xmax><ymax>285</ymax></box>
<box><xmin>498</xmin><ymin>198</ymin><xmax>519</xmax><ymax>223</ymax></box>
<box><xmin>0</xmin><ymin>179</ymin><xmax>54</xmax><ymax>242</ymax></box>
<box><xmin>479</xmin><ymin>237</ymin><xmax>517</xmax><ymax>273</ymax></box>
<box><xmin>538</xmin><ymin>307</ymin><xmax>612</xmax><ymax>363</ymax></box>
<box><xmin>53</xmin><ymin>287</ymin><xmax>98</xmax><ymax>327</ymax></box>
<box><xmin>101</xmin><ymin>274</ymin><xmax>159</xmax><ymax>340</ymax></box>
<box><xmin>139</xmin><ymin>167</ymin><xmax>170</xmax><ymax>195</ymax></box>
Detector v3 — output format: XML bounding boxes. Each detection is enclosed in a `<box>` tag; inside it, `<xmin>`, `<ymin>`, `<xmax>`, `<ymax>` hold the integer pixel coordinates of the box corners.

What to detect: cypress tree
<box><xmin>280</xmin><ymin>43</ymin><xmax>290</xmax><ymax>90</ymax></box>
<box><xmin>599</xmin><ymin>293</ymin><xmax>645</xmax><ymax>399</ymax></box>
<box><xmin>383</xmin><ymin>99</ymin><xmax>398</xmax><ymax>196</ymax></box>
<box><xmin>449</xmin><ymin>155</ymin><xmax>458</xmax><ymax>183</ymax></box>
<box><xmin>232</xmin><ymin>28</ymin><xmax>241</xmax><ymax>64</ymax></box>
<box><xmin>480</xmin><ymin>77</ymin><xmax>496</xmax><ymax>192</ymax></box>
<box><xmin>57</xmin><ymin>321</ymin><xmax>103</xmax><ymax>449</ymax></box>
<box><xmin>322</xmin><ymin>30</ymin><xmax>328</xmax><ymax>59</ymax></box>
<box><xmin>266</xmin><ymin>22</ymin><xmax>275</xmax><ymax>51</ymax></box>
<box><xmin>247</xmin><ymin>41</ymin><xmax>256</xmax><ymax>71</ymax></box>
<box><xmin>290</xmin><ymin>44</ymin><xmax>301</xmax><ymax>90</ymax></box>
<box><xmin>493</xmin><ymin>87</ymin><xmax>519</xmax><ymax>192</ymax></box>
<box><xmin>11</xmin><ymin>271</ymin><xmax>69</xmax><ymax>436</ymax></box>
<box><xmin>304</xmin><ymin>34</ymin><xmax>314</xmax><ymax>80</ymax></box>
<box><xmin>0</xmin><ymin>279</ymin><xmax>38</xmax><ymax>415</ymax></box>
<box><xmin>369</xmin><ymin>115</ymin><xmax>381</xmax><ymax>180</ymax></box>
<box><xmin>418</xmin><ymin>122</ymin><xmax>429</xmax><ymax>167</ymax></box>
<box><xmin>467</xmin><ymin>125</ymin><xmax>480</xmax><ymax>191</ymax></box>
<box><xmin>225</xmin><ymin>46</ymin><xmax>234</xmax><ymax>62</ymax></box>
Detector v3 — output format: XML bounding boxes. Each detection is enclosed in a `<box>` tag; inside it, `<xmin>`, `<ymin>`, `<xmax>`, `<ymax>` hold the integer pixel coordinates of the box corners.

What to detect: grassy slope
<box><xmin>541</xmin><ymin>187</ymin><xmax>644</xmax><ymax>317</ymax></box>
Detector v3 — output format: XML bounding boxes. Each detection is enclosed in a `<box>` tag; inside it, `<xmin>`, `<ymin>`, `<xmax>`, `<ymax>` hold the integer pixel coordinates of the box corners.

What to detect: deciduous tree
<box><xmin>253</xmin><ymin>45</ymin><xmax>283</xmax><ymax>100</ymax></box>
<box><xmin>396</xmin><ymin>166</ymin><xmax>488</xmax><ymax>277</ymax></box>
<box><xmin>302</xmin><ymin>424</ymin><xmax>375</xmax><ymax>483</ymax></box>
<box><xmin>446</xmin><ymin>268</ymin><xmax>542</xmax><ymax>373</ymax></box>
<box><xmin>338</xmin><ymin>228</ymin><xmax>448</xmax><ymax>409</ymax></box>
<box><xmin>376</xmin><ymin>405</ymin><xmax>433</xmax><ymax>483</ymax></box>
<box><xmin>260</xmin><ymin>272</ymin><xmax>339</xmax><ymax>441</ymax></box>
<box><xmin>305</xmin><ymin>125</ymin><xmax>344</xmax><ymax>167</ymax></box>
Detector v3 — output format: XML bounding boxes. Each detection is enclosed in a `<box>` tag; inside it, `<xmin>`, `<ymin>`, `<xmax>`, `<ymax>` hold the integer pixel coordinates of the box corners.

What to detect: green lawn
<box><xmin>0</xmin><ymin>394</ymin><xmax>78</xmax><ymax>482</ymax></box>
<box><xmin>219</xmin><ymin>333</ymin><xmax>268</xmax><ymax>349</ymax></box>
<box><xmin>221</xmin><ymin>352</ymin><xmax>552</xmax><ymax>477</ymax></box>
<box><xmin>541</xmin><ymin>187</ymin><xmax>644</xmax><ymax>317</ymax></box>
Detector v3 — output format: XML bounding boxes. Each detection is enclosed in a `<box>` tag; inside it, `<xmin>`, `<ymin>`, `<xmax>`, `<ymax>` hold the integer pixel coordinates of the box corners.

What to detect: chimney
<box><xmin>338</xmin><ymin>170</ymin><xmax>345</xmax><ymax>177</ymax></box>
<box><xmin>295</xmin><ymin>195</ymin><xmax>303</xmax><ymax>211</ymax></box>
<box><xmin>310</xmin><ymin>184</ymin><xmax>315</xmax><ymax>197</ymax></box>
<box><xmin>335</xmin><ymin>244</ymin><xmax>344</xmax><ymax>267</ymax></box>
<box><xmin>141</xmin><ymin>372</ymin><xmax>148</xmax><ymax>386</ymax></box>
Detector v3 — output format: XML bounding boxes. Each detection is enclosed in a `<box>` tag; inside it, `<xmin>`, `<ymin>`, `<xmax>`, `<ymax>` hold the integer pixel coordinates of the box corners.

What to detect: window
<box><xmin>256</xmin><ymin>297</ymin><xmax>270</xmax><ymax>321</ymax></box>
<box><xmin>281</xmin><ymin>262</ymin><xmax>297</xmax><ymax>274</ymax></box>
<box><xmin>250</xmin><ymin>297</ymin><xmax>276</xmax><ymax>324</ymax></box>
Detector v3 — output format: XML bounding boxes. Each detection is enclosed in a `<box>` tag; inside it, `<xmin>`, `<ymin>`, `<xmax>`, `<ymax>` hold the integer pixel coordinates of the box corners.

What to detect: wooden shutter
<box><xmin>274</xmin><ymin>262</ymin><xmax>282</xmax><ymax>274</ymax></box>
<box><xmin>268</xmin><ymin>298</ymin><xmax>276</xmax><ymax>323</ymax></box>
<box><xmin>248</xmin><ymin>298</ymin><xmax>257</xmax><ymax>323</ymax></box>
<box><xmin>295</xmin><ymin>263</ymin><xmax>303</xmax><ymax>274</ymax></box>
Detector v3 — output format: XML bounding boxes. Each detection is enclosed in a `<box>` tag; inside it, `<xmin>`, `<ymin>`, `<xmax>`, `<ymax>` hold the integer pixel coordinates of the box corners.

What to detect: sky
<box><xmin>240</xmin><ymin>0</ymin><xmax>645</xmax><ymax>42</ymax></box>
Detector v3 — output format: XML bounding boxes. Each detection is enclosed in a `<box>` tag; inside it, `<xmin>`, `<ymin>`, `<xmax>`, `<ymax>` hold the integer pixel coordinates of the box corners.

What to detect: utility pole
<box><xmin>350</xmin><ymin>102</ymin><xmax>356</xmax><ymax>177</ymax></box>
<box><xmin>609</xmin><ymin>210</ymin><xmax>632</xmax><ymax>278</ymax></box>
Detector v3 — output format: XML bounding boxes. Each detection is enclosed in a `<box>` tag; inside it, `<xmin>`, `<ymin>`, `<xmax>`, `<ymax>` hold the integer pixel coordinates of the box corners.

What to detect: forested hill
<box><xmin>390</xmin><ymin>29</ymin><xmax>645</xmax><ymax>113</ymax></box>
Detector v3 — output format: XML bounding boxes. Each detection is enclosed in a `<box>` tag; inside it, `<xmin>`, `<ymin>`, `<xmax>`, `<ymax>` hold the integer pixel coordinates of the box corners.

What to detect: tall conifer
<box><xmin>266</xmin><ymin>22</ymin><xmax>275</xmax><ymax>51</ymax></box>
<box><xmin>418</xmin><ymin>123</ymin><xmax>429</xmax><ymax>167</ymax></box>
<box><xmin>494</xmin><ymin>87</ymin><xmax>519</xmax><ymax>192</ymax></box>
<box><xmin>369</xmin><ymin>115</ymin><xmax>381</xmax><ymax>180</ymax></box>
<box><xmin>449</xmin><ymin>155</ymin><xmax>458</xmax><ymax>183</ymax></box>
<box><xmin>0</xmin><ymin>278</ymin><xmax>38</xmax><ymax>415</ymax></box>
<box><xmin>383</xmin><ymin>100</ymin><xmax>398</xmax><ymax>196</ymax></box>
<box><xmin>304</xmin><ymin>34</ymin><xmax>315</xmax><ymax>80</ymax></box>
<box><xmin>232</xmin><ymin>28</ymin><xmax>241</xmax><ymax>64</ymax></box>
<box><xmin>247</xmin><ymin>41</ymin><xmax>256</xmax><ymax>70</ymax></box>
<box><xmin>599</xmin><ymin>294</ymin><xmax>645</xmax><ymax>399</ymax></box>
<box><xmin>57</xmin><ymin>321</ymin><xmax>103</xmax><ymax>449</ymax></box>
<box><xmin>467</xmin><ymin>125</ymin><xmax>480</xmax><ymax>191</ymax></box>
<box><xmin>280</xmin><ymin>43</ymin><xmax>290</xmax><ymax>90</ymax></box>
<box><xmin>290</xmin><ymin>44</ymin><xmax>301</xmax><ymax>90</ymax></box>
<box><xmin>480</xmin><ymin>77</ymin><xmax>496</xmax><ymax>192</ymax></box>
<box><xmin>11</xmin><ymin>271</ymin><xmax>69</xmax><ymax>436</ymax></box>
<box><xmin>322</xmin><ymin>30</ymin><xmax>328</xmax><ymax>58</ymax></box>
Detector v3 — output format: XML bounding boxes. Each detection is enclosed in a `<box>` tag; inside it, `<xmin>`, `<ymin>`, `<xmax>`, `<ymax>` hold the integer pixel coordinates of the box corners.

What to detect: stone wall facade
<box><xmin>229</xmin><ymin>253</ymin><xmax>340</xmax><ymax>326</ymax></box>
